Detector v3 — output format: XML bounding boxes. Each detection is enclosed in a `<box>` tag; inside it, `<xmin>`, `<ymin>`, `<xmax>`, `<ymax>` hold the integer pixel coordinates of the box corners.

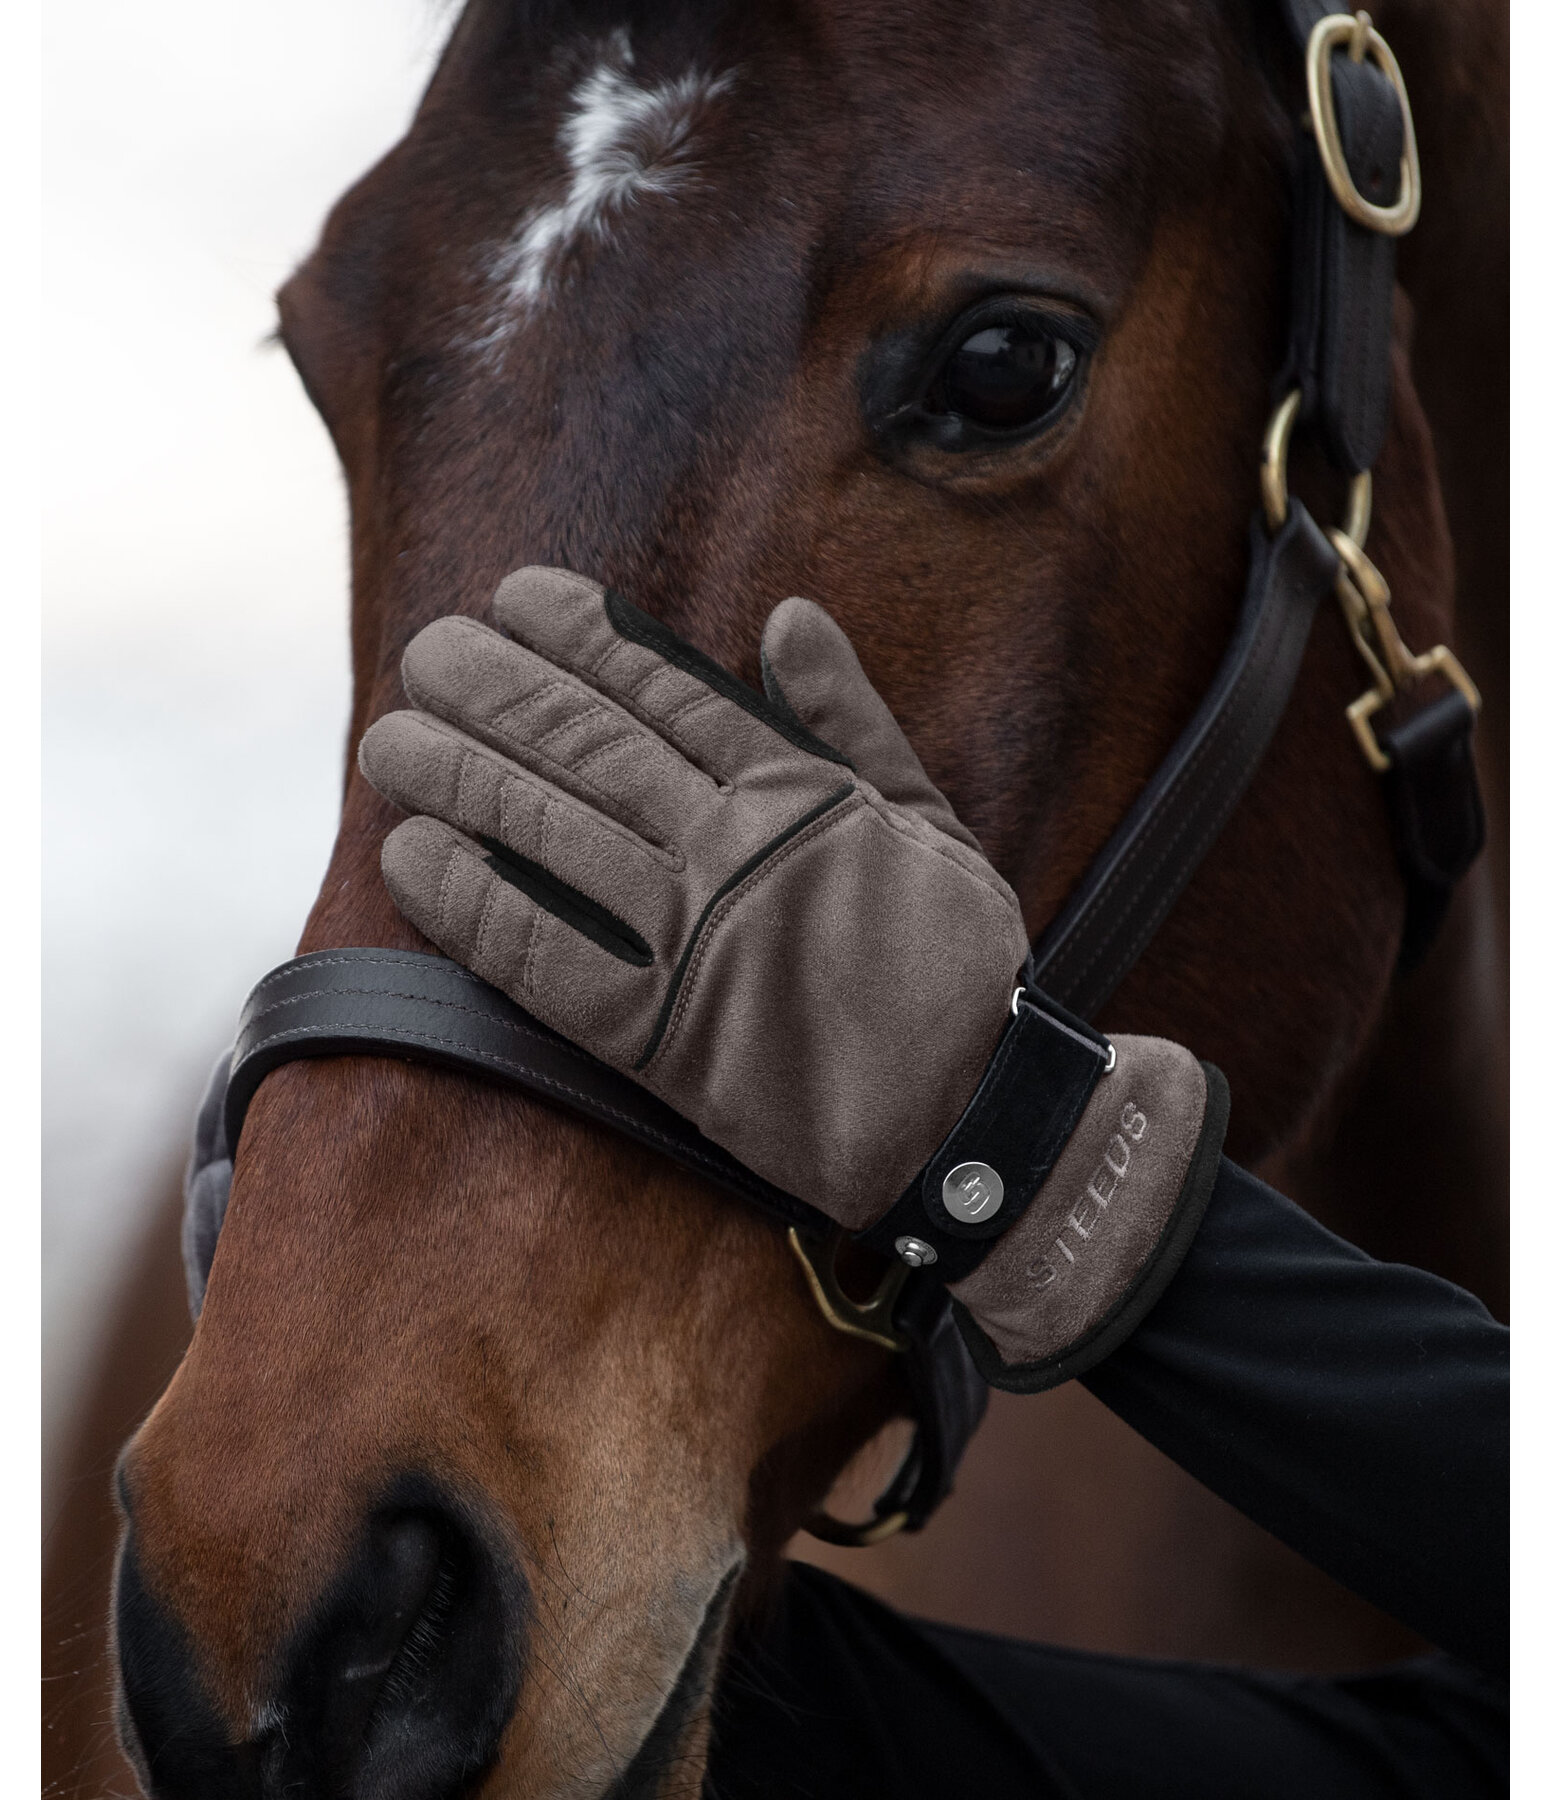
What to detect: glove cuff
<box><xmin>950</xmin><ymin>1057</ymin><xmax>1229</xmax><ymax>1393</ymax></box>
<box><xmin>857</xmin><ymin>982</ymin><xmax>1230</xmax><ymax>1395</ymax></box>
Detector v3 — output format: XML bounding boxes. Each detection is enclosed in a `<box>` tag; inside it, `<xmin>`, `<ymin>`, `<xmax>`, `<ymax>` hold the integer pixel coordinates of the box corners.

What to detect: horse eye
<box><xmin>925</xmin><ymin>319</ymin><xmax>1080</xmax><ymax>434</ymax></box>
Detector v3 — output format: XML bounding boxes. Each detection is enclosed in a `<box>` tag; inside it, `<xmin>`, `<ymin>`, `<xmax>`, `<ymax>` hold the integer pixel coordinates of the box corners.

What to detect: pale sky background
<box><xmin>43</xmin><ymin>0</ymin><xmax>460</xmax><ymax>1503</ymax></box>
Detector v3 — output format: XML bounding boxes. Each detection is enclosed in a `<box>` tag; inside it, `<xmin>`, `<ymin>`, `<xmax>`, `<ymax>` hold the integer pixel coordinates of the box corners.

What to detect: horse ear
<box><xmin>759</xmin><ymin>598</ymin><xmax>985</xmax><ymax>853</ymax></box>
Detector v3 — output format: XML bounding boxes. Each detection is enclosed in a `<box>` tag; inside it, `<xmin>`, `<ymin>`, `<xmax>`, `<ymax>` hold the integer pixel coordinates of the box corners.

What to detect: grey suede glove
<box><xmin>359</xmin><ymin>568</ymin><xmax>1227</xmax><ymax>1390</ymax></box>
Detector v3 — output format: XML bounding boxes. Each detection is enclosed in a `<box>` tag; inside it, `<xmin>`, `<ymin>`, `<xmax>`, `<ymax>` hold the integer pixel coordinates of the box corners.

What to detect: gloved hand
<box><xmin>358</xmin><ymin>568</ymin><xmax>1228</xmax><ymax>1391</ymax></box>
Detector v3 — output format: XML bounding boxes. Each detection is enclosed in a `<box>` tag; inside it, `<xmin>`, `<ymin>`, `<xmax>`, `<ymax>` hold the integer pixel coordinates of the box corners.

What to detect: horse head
<box><xmin>113</xmin><ymin>3</ymin><xmax>1455</xmax><ymax>1794</ymax></box>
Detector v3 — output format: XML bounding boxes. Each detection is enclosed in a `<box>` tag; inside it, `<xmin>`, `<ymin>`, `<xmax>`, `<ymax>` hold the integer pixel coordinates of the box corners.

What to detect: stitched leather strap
<box><xmin>1031</xmin><ymin>504</ymin><xmax>1339</xmax><ymax>1019</ymax></box>
<box><xmin>227</xmin><ymin>948</ymin><xmax>831</xmax><ymax>1236</ymax></box>
<box><xmin>856</xmin><ymin>984</ymin><xmax>1111</xmax><ymax>1282</ymax></box>
<box><xmin>1279</xmin><ymin>4</ymin><xmax>1406</xmax><ymax>476</ymax></box>
<box><xmin>222</xmin><ymin>948</ymin><xmax>989</xmax><ymax>1537</ymax></box>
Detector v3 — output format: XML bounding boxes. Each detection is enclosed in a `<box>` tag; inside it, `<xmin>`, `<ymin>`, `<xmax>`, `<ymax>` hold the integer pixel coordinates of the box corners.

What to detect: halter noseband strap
<box><xmin>189</xmin><ymin>2</ymin><xmax>1483</xmax><ymax>1547</ymax></box>
<box><xmin>187</xmin><ymin>948</ymin><xmax>987</xmax><ymax>1542</ymax></box>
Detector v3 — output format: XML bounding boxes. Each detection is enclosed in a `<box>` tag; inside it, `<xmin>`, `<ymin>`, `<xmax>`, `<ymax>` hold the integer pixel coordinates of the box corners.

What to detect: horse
<box><xmin>59</xmin><ymin>1</ymin><xmax>1507</xmax><ymax>1793</ymax></box>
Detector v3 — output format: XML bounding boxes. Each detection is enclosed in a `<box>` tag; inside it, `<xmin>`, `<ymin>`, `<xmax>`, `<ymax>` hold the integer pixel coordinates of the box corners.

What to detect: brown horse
<box><xmin>65</xmin><ymin>0</ymin><xmax>1508</xmax><ymax>1793</ymax></box>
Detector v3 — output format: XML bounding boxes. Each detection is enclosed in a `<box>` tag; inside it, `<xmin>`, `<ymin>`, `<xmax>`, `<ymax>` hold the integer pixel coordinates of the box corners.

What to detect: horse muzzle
<box><xmin>113</xmin><ymin>1474</ymin><xmax>526</xmax><ymax>1800</ymax></box>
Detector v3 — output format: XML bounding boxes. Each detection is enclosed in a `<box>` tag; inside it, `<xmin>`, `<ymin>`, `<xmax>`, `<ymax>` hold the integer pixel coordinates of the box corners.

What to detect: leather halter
<box><xmin>194</xmin><ymin>2</ymin><xmax>1484</xmax><ymax>1547</ymax></box>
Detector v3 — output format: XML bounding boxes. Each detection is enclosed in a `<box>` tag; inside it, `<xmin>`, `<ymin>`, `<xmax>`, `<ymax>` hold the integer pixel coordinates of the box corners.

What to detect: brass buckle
<box><xmin>1306</xmin><ymin>12</ymin><xmax>1421</xmax><ymax>237</ymax></box>
<box><xmin>787</xmin><ymin>1226</ymin><xmax>910</xmax><ymax>1355</ymax></box>
<box><xmin>1326</xmin><ymin>529</ymin><xmax>1482</xmax><ymax>772</ymax></box>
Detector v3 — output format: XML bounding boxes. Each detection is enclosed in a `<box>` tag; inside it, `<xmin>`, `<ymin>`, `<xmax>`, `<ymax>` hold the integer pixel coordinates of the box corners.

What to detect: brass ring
<box><xmin>1260</xmin><ymin>389</ymin><xmax>1300</xmax><ymax>532</ymax></box>
<box><xmin>1306</xmin><ymin>13</ymin><xmax>1421</xmax><ymax>237</ymax></box>
<box><xmin>802</xmin><ymin>1505</ymin><xmax>912</xmax><ymax>1548</ymax></box>
<box><xmin>1343</xmin><ymin>469</ymin><xmax>1372</xmax><ymax>550</ymax></box>
<box><xmin>1260</xmin><ymin>389</ymin><xmax>1372</xmax><ymax>550</ymax></box>
<box><xmin>787</xmin><ymin>1227</ymin><xmax>910</xmax><ymax>1355</ymax></box>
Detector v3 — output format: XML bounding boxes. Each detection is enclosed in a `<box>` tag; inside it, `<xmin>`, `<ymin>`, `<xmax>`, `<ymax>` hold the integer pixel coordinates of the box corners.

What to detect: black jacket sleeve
<box><xmin>1082</xmin><ymin>1158</ymin><xmax>1507</xmax><ymax>1676</ymax></box>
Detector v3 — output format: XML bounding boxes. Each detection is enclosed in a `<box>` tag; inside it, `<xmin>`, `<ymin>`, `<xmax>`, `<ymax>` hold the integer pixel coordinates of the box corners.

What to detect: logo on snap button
<box><xmin>942</xmin><ymin>1161</ymin><xmax>1004</xmax><ymax>1224</ymax></box>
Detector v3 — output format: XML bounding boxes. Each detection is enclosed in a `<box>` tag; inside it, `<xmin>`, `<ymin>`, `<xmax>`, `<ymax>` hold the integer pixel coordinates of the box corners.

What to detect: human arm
<box><xmin>1084</xmin><ymin>1158</ymin><xmax>1508</xmax><ymax>1675</ymax></box>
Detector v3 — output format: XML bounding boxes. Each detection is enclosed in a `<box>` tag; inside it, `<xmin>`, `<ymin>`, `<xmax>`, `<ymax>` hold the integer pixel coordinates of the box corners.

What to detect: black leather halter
<box><xmin>192</xmin><ymin>1</ymin><xmax>1484</xmax><ymax>1546</ymax></box>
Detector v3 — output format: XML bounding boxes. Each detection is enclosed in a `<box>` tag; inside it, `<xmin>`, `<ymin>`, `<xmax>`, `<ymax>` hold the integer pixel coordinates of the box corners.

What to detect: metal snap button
<box><xmin>941</xmin><ymin>1161</ymin><xmax>1004</xmax><ymax>1224</ymax></box>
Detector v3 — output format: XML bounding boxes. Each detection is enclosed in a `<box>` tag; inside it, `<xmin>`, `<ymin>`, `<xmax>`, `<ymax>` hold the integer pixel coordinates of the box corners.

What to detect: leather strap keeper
<box><xmin>1379</xmin><ymin>687</ymin><xmax>1488</xmax><ymax>971</ymax></box>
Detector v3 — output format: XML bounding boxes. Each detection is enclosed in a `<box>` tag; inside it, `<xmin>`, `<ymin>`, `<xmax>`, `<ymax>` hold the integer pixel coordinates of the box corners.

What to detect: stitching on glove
<box><xmin>472</xmin><ymin>846</ymin><xmax>503</xmax><ymax>972</ymax></box>
<box><xmin>634</xmin><ymin>784</ymin><xmax>859</xmax><ymax>1069</ymax></box>
<box><xmin>496</xmin><ymin>622</ymin><xmax>731</xmax><ymax>793</ymax></box>
<box><xmin>411</xmin><ymin>711</ymin><xmax>685</xmax><ymax>870</ymax></box>
<box><xmin>655</xmin><ymin>688</ymin><xmax>739</xmax><ymax>788</ymax></box>
<box><xmin>522</xmin><ymin>694</ymin><xmax>617</xmax><ymax>756</ymax></box>
<box><xmin>434</xmin><ymin>827</ymin><xmax>461</xmax><ymax>940</ymax></box>
<box><xmin>566</xmin><ymin>726</ymin><xmax>718</xmax><ymax>804</ymax></box>
<box><xmin>519</xmin><ymin>855</ymin><xmax>542</xmax><ymax>995</ymax></box>
<box><xmin>645</xmin><ymin>789</ymin><xmax>862</xmax><ymax>1069</ymax></box>
<box><xmin>488</xmin><ymin>674</ymin><xmax>575</xmax><ymax>737</ymax></box>
<box><xmin>453</xmin><ymin>740</ymin><xmax>478</xmax><ymax>824</ymax></box>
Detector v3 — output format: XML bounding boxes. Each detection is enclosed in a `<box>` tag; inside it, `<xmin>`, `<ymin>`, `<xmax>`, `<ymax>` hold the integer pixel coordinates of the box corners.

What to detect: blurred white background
<box><xmin>43</xmin><ymin>0</ymin><xmax>458</xmax><ymax>1509</ymax></box>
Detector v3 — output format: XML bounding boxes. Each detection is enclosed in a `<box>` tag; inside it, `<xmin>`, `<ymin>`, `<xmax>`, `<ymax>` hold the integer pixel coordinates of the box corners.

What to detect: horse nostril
<box><xmin>313</xmin><ymin>1514</ymin><xmax>444</xmax><ymax>1769</ymax></box>
<box><xmin>272</xmin><ymin>1485</ymin><xmax>527</xmax><ymax>1800</ymax></box>
<box><xmin>114</xmin><ymin>1481</ymin><xmax>526</xmax><ymax>1800</ymax></box>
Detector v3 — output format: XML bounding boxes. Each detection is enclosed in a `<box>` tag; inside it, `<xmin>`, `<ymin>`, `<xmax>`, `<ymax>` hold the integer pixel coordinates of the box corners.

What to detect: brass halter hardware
<box><xmin>787</xmin><ymin>1226</ymin><xmax>911</xmax><ymax>1355</ymax></box>
<box><xmin>786</xmin><ymin>1227</ymin><xmax>915</xmax><ymax>1546</ymax></box>
<box><xmin>802</xmin><ymin>1495</ymin><xmax>912</xmax><ymax>1548</ymax></box>
<box><xmin>1260</xmin><ymin>382</ymin><xmax>1479</xmax><ymax>776</ymax></box>
<box><xmin>1306</xmin><ymin>13</ymin><xmax>1421</xmax><ymax>237</ymax></box>
<box><xmin>1259</xmin><ymin>388</ymin><xmax>1370</xmax><ymax>547</ymax></box>
<box><xmin>1327</xmin><ymin>529</ymin><xmax>1483</xmax><ymax>772</ymax></box>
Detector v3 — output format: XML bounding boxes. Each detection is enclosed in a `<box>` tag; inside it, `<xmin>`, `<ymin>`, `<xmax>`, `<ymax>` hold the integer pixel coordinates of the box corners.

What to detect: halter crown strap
<box><xmin>1031</xmin><ymin>506</ymin><xmax>1338</xmax><ymax>1018</ymax></box>
<box><xmin>1035</xmin><ymin>1</ymin><xmax>1481</xmax><ymax>1007</ymax></box>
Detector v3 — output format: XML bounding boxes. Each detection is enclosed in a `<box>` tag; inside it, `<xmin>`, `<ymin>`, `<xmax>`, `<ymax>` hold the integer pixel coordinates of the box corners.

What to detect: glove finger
<box><xmin>492</xmin><ymin>566</ymin><xmax>851</xmax><ymax>789</ymax></box>
<box><xmin>400</xmin><ymin>614</ymin><xmax>724</xmax><ymax>852</ymax></box>
<box><xmin>359</xmin><ymin>708</ymin><xmax>679</xmax><ymax>956</ymax></box>
<box><xmin>759</xmin><ymin>597</ymin><xmax>983</xmax><ymax>852</ymax></box>
<box><xmin>381</xmin><ymin>815</ymin><xmax>660</xmax><ymax>1065</ymax></box>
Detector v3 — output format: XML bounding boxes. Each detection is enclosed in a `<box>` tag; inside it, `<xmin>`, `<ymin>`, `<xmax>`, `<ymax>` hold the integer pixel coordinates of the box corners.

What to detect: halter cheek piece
<box><xmin>184</xmin><ymin>2</ymin><xmax>1483</xmax><ymax>1546</ymax></box>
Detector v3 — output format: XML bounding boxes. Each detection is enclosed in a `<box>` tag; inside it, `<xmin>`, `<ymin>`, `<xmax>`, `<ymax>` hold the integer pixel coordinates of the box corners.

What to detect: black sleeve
<box><xmin>1081</xmin><ymin>1158</ymin><xmax>1507</xmax><ymax>1676</ymax></box>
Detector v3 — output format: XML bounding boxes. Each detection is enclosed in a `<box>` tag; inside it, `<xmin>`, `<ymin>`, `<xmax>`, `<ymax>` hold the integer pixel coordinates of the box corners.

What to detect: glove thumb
<box><xmin>760</xmin><ymin>596</ymin><xmax>982</xmax><ymax>851</ymax></box>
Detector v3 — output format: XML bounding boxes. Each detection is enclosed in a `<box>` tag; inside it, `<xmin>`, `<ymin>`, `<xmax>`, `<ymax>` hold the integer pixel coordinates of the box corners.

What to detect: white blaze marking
<box><xmin>474</xmin><ymin>31</ymin><xmax>731</xmax><ymax>345</ymax></box>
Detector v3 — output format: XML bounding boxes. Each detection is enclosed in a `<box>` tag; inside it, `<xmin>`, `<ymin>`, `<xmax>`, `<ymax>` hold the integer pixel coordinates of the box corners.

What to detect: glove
<box><xmin>358</xmin><ymin>568</ymin><xmax>1228</xmax><ymax>1391</ymax></box>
